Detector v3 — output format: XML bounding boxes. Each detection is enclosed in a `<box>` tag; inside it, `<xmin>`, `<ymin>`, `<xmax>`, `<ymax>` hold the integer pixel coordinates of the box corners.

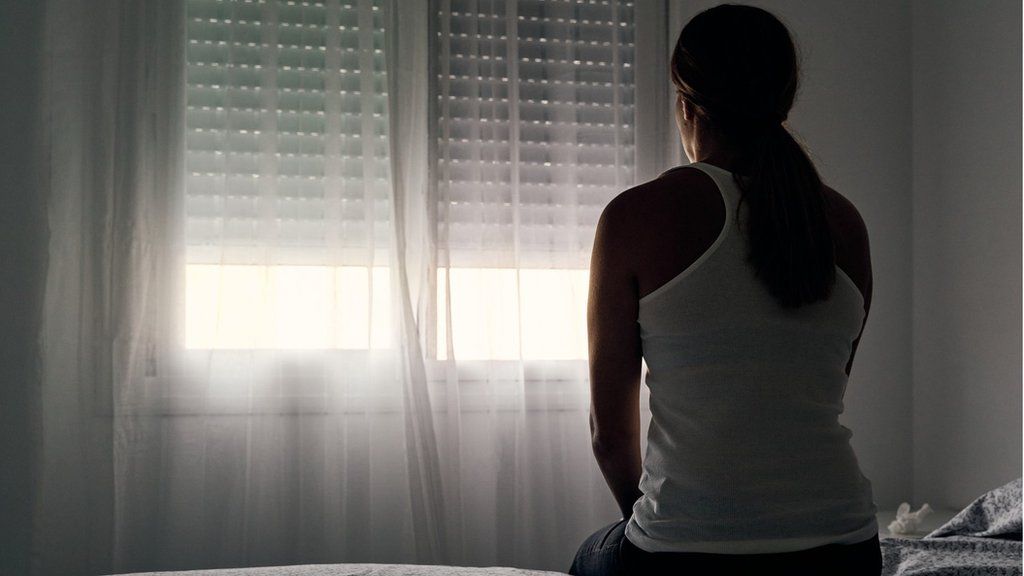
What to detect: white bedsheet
<box><xmin>109</xmin><ymin>564</ymin><xmax>567</xmax><ymax>576</ymax></box>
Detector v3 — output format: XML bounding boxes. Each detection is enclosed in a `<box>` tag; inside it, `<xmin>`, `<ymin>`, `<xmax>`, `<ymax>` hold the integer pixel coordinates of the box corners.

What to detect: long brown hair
<box><xmin>671</xmin><ymin>4</ymin><xmax>835</xmax><ymax>309</ymax></box>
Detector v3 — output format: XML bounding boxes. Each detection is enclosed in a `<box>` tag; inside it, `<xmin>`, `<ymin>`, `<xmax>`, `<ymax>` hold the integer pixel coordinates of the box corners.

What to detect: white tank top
<box><xmin>623</xmin><ymin>161</ymin><xmax>879</xmax><ymax>554</ymax></box>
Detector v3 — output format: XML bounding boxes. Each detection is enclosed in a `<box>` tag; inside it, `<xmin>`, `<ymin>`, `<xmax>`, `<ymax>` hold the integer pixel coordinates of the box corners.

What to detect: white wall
<box><xmin>0</xmin><ymin>2</ymin><xmax>47</xmax><ymax>574</ymax></box>
<box><xmin>912</xmin><ymin>0</ymin><xmax>1022</xmax><ymax>509</ymax></box>
<box><xmin>669</xmin><ymin>0</ymin><xmax>916</xmax><ymax>509</ymax></box>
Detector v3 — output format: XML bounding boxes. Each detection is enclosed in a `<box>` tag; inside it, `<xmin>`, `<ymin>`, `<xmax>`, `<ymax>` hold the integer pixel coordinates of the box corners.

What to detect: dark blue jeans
<box><xmin>569</xmin><ymin>519</ymin><xmax>882</xmax><ymax>576</ymax></box>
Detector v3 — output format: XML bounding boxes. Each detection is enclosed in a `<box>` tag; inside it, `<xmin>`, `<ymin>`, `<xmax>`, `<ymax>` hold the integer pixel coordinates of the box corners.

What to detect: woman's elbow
<box><xmin>590</xmin><ymin>431</ymin><xmax>637</xmax><ymax>460</ymax></box>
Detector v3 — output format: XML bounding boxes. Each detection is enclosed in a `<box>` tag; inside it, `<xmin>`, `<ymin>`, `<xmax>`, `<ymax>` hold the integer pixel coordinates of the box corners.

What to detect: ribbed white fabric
<box><xmin>624</xmin><ymin>161</ymin><xmax>879</xmax><ymax>554</ymax></box>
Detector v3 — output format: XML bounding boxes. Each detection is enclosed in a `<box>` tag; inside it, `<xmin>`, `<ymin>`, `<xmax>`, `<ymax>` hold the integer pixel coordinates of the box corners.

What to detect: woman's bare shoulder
<box><xmin>594</xmin><ymin>168</ymin><xmax>723</xmax><ymax>291</ymax></box>
<box><xmin>596</xmin><ymin>167</ymin><xmax>718</xmax><ymax>255</ymax></box>
<box><xmin>600</xmin><ymin>167</ymin><xmax>713</xmax><ymax>223</ymax></box>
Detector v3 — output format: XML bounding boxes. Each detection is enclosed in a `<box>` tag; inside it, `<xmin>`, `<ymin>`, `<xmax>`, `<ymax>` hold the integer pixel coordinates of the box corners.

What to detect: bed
<box><xmin>880</xmin><ymin>477</ymin><xmax>1022</xmax><ymax>575</ymax></box>
<box><xmin>109</xmin><ymin>567</ymin><xmax>566</xmax><ymax>576</ymax></box>
<box><xmin>111</xmin><ymin>480</ymin><xmax>1022</xmax><ymax>576</ymax></box>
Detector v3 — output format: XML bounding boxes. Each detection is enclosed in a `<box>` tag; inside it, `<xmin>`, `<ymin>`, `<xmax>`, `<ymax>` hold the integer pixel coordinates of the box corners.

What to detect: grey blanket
<box><xmin>881</xmin><ymin>478</ymin><xmax>1023</xmax><ymax>575</ymax></box>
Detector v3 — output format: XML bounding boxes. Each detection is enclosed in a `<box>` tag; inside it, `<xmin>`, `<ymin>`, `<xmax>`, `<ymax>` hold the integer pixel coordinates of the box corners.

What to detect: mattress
<box><xmin>111</xmin><ymin>565</ymin><xmax>566</xmax><ymax>576</ymax></box>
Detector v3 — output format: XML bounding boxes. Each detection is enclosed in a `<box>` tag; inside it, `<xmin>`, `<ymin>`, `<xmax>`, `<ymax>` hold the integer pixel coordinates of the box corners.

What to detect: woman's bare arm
<box><xmin>844</xmin><ymin>218</ymin><xmax>872</xmax><ymax>377</ymax></box>
<box><xmin>826</xmin><ymin>188</ymin><xmax>873</xmax><ymax>377</ymax></box>
<box><xmin>587</xmin><ymin>195</ymin><xmax>644</xmax><ymax>520</ymax></box>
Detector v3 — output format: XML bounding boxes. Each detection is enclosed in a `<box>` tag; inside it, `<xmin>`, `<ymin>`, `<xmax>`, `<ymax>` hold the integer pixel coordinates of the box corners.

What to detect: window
<box><xmin>184</xmin><ymin>0</ymin><xmax>392</xmax><ymax>349</ymax></box>
<box><xmin>184</xmin><ymin>0</ymin><xmax>636</xmax><ymax>360</ymax></box>
<box><xmin>435</xmin><ymin>0</ymin><xmax>635</xmax><ymax>360</ymax></box>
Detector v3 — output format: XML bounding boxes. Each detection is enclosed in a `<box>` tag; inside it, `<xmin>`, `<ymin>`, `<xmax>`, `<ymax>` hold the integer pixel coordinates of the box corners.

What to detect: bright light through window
<box><xmin>185</xmin><ymin>265</ymin><xmax>392</xmax><ymax>350</ymax></box>
<box><xmin>187</xmin><ymin>266</ymin><xmax>589</xmax><ymax>360</ymax></box>
<box><xmin>438</xmin><ymin>268</ymin><xmax>589</xmax><ymax>361</ymax></box>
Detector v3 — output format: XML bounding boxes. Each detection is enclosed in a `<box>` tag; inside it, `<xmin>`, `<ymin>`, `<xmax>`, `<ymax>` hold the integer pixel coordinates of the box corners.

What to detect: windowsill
<box><xmin>113</xmin><ymin>353</ymin><xmax>600</xmax><ymax>416</ymax></box>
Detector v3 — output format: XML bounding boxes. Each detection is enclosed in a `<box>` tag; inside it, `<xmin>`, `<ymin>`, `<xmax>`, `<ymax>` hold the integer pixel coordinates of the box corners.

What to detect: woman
<box><xmin>570</xmin><ymin>4</ymin><xmax>881</xmax><ymax>576</ymax></box>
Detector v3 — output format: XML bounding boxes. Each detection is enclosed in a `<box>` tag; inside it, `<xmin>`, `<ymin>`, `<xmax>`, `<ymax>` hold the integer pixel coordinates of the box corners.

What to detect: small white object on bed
<box><xmin>887</xmin><ymin>503</ymin><xmax>934</xmax><ymax>536</ymax></box>
<box><xmin>878</xmin><ymin>505</ymin><xmax>959</xmax><ymax>539</ymax></box>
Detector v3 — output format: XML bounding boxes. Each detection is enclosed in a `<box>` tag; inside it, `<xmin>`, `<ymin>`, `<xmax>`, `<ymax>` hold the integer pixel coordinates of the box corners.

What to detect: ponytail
<box><xmin>738</xmin><ymin>123</ymin><xmax>835</xmax><ymax>308</ymax></box>
<box><xmin>672</xmin><ymin>4</ymin><xmax>835</xmax><ymax>309</ymax></box>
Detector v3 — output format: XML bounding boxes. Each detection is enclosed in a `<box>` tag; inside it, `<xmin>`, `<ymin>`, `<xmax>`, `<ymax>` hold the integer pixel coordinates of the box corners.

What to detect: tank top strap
<box><xmin>683</xmin><ymin>161</ymin><xmax>745</xmax><ymax>237</ymax></box>
<box><xmin>685</xmin><ymin>161</ymin><xmax>742</xmax><ymax>208</ymax></box>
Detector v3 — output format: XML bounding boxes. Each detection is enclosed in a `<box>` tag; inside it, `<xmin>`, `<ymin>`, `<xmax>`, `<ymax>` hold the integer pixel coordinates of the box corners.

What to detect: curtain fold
<box><xmin>31</xmin><ymin>1</ymin><xmax>668</xmax><ymax>574</ymax></box>
<box><xmin>383</xmin><ymin>0</ymin><xmax>451</xmax><ymax>563</ymax></box>
<box><xmin>38</xmin><ymin>0</ymin><xmax>187</xmax><ymax>573</ymax></box>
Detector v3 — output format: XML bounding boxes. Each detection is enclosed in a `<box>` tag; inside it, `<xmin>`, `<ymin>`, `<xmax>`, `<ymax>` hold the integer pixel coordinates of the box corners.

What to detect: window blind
<box><xmin>185</xmin><ymin>0</ymin><xmax>390</xmax><ymax>267</ymax></box>
<box><xmin>436</xmin><ymin>0</ymin><xmax>636</xmax><ymax>269</ymax></box>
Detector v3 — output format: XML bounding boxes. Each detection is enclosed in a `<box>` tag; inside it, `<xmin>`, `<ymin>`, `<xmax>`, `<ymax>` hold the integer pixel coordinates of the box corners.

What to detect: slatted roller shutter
<box><xmin>436</xmin><ymin>0</ymin><xmax>635</xmax><ymax>269</ymax></box>
<box><xmin>185</xmin><ymin>0</ymin><xmax>390</xmax><ymax>267</ymax></box>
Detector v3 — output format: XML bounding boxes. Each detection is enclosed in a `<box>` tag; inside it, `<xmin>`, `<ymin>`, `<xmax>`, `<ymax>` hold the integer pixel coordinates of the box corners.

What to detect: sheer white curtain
<box><xmin>37</xmin><ymin>0</ymin><xmax>187</xmax><ymax>573</ymax></box>
<box><xmin>32</xmin><ymin>0</ymin><xmax>673</xmax><ymax>574</ymax></box>
<box><xmin>430</xmin><ymin>0</ymin><xmax>635</xmax><ymax>568</ymax></box>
